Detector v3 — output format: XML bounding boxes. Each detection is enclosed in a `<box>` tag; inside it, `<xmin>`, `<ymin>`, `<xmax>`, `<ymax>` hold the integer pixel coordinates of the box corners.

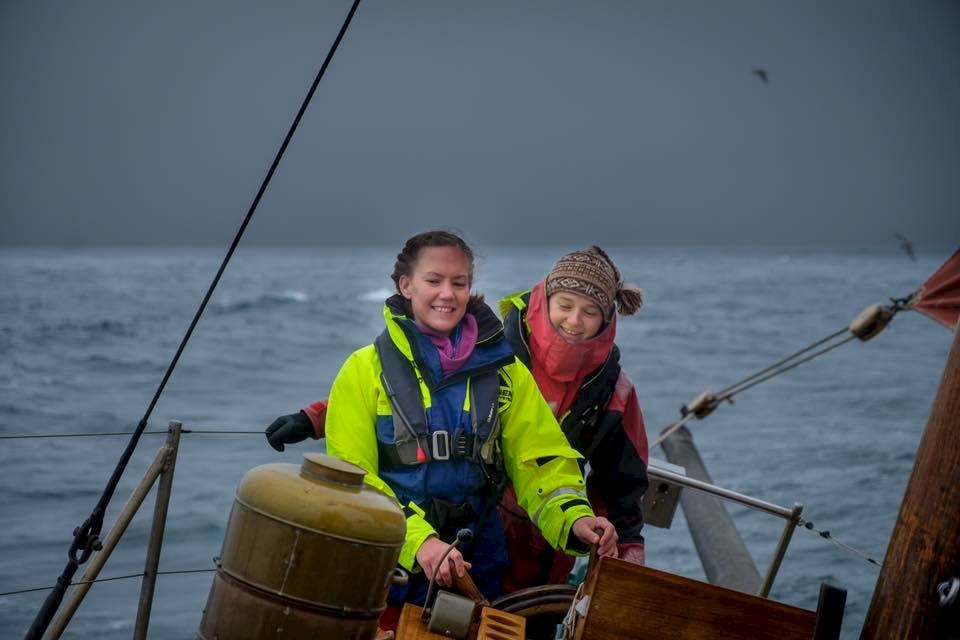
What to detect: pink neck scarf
<box><xmin>419</xmin><ymin>313</ymin><xmax>479</xmax><ymax>375</ymax></box>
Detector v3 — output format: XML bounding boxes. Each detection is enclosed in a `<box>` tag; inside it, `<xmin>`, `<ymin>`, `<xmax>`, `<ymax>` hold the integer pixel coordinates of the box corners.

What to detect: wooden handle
<box><xmin>586</xmin><ymin>526</ymin><xmax>606</xmax><ymax>576</ymax></box>
<box><xmin>453</xmin><ymin>569</ymin><xmax>490</xmax><ymax>607</ymax></box>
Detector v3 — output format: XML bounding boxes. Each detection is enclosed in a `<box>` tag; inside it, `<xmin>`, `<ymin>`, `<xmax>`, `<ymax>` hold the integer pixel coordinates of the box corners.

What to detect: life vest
<box><xmin>372</xmin><ymin>299</ymin><xmax>516</xmax><ymax>538</ymax></box>
<box><xmin>502</xmin><ymin>291</ymin><xmax>623</xmax><ymax>460</ymax></box>
<box><xmin>374</xmin><ymin>328</ymin><xmax>504</xmax><ymax>481</ymax></box>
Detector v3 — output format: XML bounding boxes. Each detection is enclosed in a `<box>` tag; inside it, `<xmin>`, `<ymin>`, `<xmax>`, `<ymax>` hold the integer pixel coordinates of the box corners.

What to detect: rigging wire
<box><xmin>0</xmin><ymin>429</ymin><xmax>263</xmax><ymax>440</ymax></box>
<box><xmin>715</xmin><ymin>328</ymin><xmax>849</xmax><ymax>398</ymax></box>
<box><xmin>718</xmin><ymin>333</ymin><xmax>858</xmax><ymax>399</ymax></box>
<box><xmin>23</xmin><ymin>1</ymin><xmax>364</xmax><ymax>637</ymax></box>
<box><xmin>798</xmin><ymin>519</ymin><xmax>882</xmax><ymax>568</ymax></box>
<box><xmin>650</xmin><ymin>300</ymin><xmax>907</xmax><ymax>450</ymax></box>
<box><xmin>652</xmin><ymin>332</ymin><xmax>855</xmax><ymax>448</ymax></box>
<box><xmin>0</xmin><ymin>431</ymin><xmax>171</xmax><ymax>440</ymax></box>
<box><xmin>1</xmin><ymin>569</ymin><xmax>217</xmax><ymax>598</ymax></box>
<box><xmin>651</xmin><ymin>329</ymin><xmax>856</xmax><ymax>448</ymax></box>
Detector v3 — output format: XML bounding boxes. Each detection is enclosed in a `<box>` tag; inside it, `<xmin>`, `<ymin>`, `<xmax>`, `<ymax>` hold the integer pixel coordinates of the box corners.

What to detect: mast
<box><xmin>860</xmin><ymin>327</ymin><xmax>960</xmax><ymax>638</ymax></box>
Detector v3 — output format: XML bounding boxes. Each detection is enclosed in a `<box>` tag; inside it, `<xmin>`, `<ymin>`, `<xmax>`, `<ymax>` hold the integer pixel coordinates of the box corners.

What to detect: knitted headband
<box><xmin>544</xmin><ymin>246</ymin><xmax>643</xmax><ymax>318</ymax></box>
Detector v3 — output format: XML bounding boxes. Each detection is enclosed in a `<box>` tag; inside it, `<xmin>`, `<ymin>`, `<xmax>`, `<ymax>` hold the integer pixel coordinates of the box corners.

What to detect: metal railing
<box><xmin>32</xmin><ymin>422</ymin><xmax>799</xmax><ymax>637</ymax></box>
<box><xmin>647</xmin><ymin>461</ymin><xmax>803</xmax><ymax>597</ymax></box>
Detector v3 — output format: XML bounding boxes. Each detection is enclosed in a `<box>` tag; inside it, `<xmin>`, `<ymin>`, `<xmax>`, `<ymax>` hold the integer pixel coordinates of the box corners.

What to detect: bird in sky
<box><xmin>752</xmin><ymin>67</ymin><xmax>769</xmax><ymax>84</ymax></box>
<box><xmin>894</xmin><ymin>232</ymin><xmax>916</xmax><ymax>261</ymax></box>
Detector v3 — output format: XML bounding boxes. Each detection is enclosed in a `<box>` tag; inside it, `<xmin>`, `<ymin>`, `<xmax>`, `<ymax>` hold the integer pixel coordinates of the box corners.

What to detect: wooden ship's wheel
<box><xmin>490</xmin><ymin>585</ymin><xmax>578</xmax><ymax>640</ymax></box>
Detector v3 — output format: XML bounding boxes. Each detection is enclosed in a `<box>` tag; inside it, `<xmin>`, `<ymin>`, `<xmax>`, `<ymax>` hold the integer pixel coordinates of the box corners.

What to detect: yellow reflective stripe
<box><xmin>532</xmin><ymin>487</ymin><xmax>589</xmax><ymax>527</ymax></box>
<box><xmin>420</xmin><ymin>373</ymin><xmax>432</xmax><ymax>411</ymax></box>
<box><xmin>405</xmin><ymin>500</ymin><xmax>426</xmax><ymax>518</ymax></box>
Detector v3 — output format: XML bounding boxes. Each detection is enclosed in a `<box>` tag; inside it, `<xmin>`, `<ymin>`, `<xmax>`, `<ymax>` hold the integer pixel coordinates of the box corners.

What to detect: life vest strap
<box><xmin>374</xmin><ymin>327</ymin><xmax>503</xmax><ymax>470</ymax></box>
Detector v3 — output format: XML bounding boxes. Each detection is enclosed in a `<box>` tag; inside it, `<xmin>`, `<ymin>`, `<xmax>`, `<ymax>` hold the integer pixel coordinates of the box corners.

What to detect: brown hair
<box><xmin>390</xmin><ymin>230</ymin><xmax>484</xmax><ymax>310</ymax></box>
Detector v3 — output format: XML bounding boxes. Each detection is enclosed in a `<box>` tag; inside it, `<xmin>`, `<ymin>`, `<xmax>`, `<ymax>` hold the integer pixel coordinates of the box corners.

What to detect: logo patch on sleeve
<box><xmin>498</xmin><ymin>371</ymin><xmax>513</xmax><ymax>412</ymax></box>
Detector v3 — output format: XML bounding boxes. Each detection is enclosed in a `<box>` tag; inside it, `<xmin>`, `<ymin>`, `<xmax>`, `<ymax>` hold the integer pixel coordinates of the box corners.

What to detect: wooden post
<box><xmin>813</xmin><ymin>583</ymin><xmax>846</xmax><ymax>640</ymax></box>
<box><xmin>43</xmin><ymin>445</ymin><xmax>171</xmax><ymax>640</ymax></box>
<box><xmin>860</xmin><ymin>328</ymin><xmax>960</xmax><ymax>638</ymax></box>
<box><xmin>133</xmin><ymin>420</ymin><xmax>182</xmax><ymax>640</ymax></box>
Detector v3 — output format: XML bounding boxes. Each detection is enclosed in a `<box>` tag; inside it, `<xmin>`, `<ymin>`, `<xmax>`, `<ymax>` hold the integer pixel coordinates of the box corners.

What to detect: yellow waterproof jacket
<box><xmin>326</xmin><ymin>297</ymin><xmax>595</xmax><ymax>572</ymax></box>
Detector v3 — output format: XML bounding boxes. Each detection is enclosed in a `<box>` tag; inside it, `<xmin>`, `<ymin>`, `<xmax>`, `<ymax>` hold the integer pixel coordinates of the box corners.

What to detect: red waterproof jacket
<box><xmin>498</xmin><ymin>282</ymin><xmax>649</xmax><ymax>591</ymax></box>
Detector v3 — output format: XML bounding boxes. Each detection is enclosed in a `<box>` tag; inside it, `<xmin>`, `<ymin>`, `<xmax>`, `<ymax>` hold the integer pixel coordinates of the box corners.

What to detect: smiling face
<box><xmin>548</xmin><ymin>290</ymin><xmax>605</xmax><ymax>343</ymax></box>
<box><xmin>397</xmin><ymin>245</ymin><xmax>472</xmax><ymax>336</ymax></box>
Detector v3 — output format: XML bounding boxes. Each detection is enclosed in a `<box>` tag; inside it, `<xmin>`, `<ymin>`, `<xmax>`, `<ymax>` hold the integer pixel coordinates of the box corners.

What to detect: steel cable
<box><xmin>1</xmin><ymin>569</ymin><xmax>217</xmax><ymax>598</ymax></box>
<box><xmin>715</xmin><ymin>328</ymin><xmax>849</xmax><ymax>398</ymax></box>
<box><xmin>652</xmin><ymin>327</ymin><xmax>862</xmax><ymax>450</ymax></box>
<box><xmin>0</xmin><ymin>430</ymin><xmax>264</xmax><ymax>440</ymax></box>
<box><xmin>798</xmin><ymin>519</ymin><xmax>882</xmax><ymax>568</ymax></box>
<box><xmin>717</xmin><ymin>333</ymin><xmax>858</xmax><ymax>400</ymax></box>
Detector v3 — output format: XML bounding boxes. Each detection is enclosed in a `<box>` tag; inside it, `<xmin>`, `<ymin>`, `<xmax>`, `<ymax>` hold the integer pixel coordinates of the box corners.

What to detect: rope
<box><xmin>649</xmin><ymin>412</ymin><xmax>697</xmax><ymax>449</ymax></box>
<box><xmin>651</xmin><ymin>331</ymin><xmax>857</xmax><ymax>449</ymax></box>
<box><xmin>559</xmin><ymin>581</ymin><xmax>586</xmax><ymax>640</ymax></box>
<box><xmin>713</xmin><ymin>296</ymin><xmax>913</xmax><ymax>404</ymax></box>
<box><xmin>715</xmin><ymin>328</ymin><xmax>849</xmax><ymax>398</ymax></box>
<box><xmin>717</xmin><ymin>333</ymin><xmax>857</xmax><ymax>400</ymax></box>
<box><xmin>23</xmin><ymin>2</ymin><xmax>364</xmax><ymax>637</ymax></box>
<box><xmin>0</xmin><ymin>429</ymin><xmax>263</xmax><ymax>440</ymax></box>
<box><xmin>798</xmin><ymin>519</ymin><xmax>882</xmax><ymax>568</ymax></box>
<box><xmin>652</xmin><ymin>306</ymin><xmax>898</xmax><ymax>450</ymax></box>
<box><xmin>1</xmin><ymin>569</ymin><xmax>217</xmax><ymax>598</ymax></box>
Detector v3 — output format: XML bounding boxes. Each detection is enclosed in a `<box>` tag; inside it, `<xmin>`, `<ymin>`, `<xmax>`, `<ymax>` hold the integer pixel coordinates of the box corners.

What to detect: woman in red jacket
<box><xmin>496</xmin><ymin>246</ymin><xmax>648</xmax><ymax>591</ymax></box>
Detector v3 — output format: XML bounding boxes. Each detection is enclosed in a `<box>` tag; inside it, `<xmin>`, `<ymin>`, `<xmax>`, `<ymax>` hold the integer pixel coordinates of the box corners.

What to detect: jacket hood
<box><xmin>526</xmin><ymin>280</ymin><xmax>616</xmax><ymax>384</ymax></box>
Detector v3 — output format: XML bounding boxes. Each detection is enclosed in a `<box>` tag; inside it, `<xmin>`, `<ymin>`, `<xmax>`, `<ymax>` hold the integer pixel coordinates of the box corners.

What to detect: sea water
<box><xmin>0</xmin><ymin>246</ymin><xmax>952</xmax><ymax>639</ymax></box>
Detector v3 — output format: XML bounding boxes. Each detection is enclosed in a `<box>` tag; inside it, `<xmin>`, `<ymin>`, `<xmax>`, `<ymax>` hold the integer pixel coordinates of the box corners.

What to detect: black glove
<box><xmin>265</xmin><ymin>411</ymin><xmax>315</xmax><ymax>452</ymax></box>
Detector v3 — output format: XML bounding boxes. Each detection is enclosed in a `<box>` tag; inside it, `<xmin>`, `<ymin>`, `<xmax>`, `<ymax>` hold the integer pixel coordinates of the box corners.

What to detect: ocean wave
<box><xmin>357</xmin><ymin>288</ymin><xmax>394</xmax><ymax>302</ymax></box>
<box><xmin>0</xmin><ymin>403</ymin><xmax>29</xmax><ymax>418</ymax></box>
<box><xmin>211</xmin><ymin>290</ymin><xmax>310</xmax><ymax>313</ymax></box>
<box><xmin>7</xmin><ymin>486</ymin><xmax>101</xmax><ymax>502</ymax></box>
<box><xmin>81</xmin><ymin>352</ymin><xmax>160</xmax><ymax>370</ymax></box>
<box><xmin>18</xmin><ymin>319</ymin><xmax>138</xmax><ymax>344</ymax></box>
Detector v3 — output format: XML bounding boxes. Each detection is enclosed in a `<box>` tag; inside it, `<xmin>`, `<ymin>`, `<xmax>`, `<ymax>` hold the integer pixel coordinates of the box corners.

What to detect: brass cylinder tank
<box><xmin>198</xmin><ymin>453</ymin><xmax>406</xmax><ymax>639</ymax></box>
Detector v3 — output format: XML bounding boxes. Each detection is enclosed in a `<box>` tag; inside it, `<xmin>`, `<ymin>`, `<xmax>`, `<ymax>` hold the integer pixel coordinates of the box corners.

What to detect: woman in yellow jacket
<box><xmin>323</xmin><ymin>231</ymin><xmax>617</xmax><ymax>623</ymax></box>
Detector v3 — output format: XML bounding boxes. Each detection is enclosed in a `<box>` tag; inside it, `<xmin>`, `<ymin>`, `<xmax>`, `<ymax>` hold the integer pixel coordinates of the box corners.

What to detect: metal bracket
<box><xmin>938</xmin><ymin>576</ymin><xmax>959</xmax><ymax>608</ymax></box>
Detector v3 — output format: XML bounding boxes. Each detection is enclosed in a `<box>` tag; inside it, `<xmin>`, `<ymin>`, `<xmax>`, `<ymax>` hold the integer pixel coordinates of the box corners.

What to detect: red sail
<box><xmin>913</xmin><ymin>249</ymin><xmax>960</xmax><ymax>330</ymax></box>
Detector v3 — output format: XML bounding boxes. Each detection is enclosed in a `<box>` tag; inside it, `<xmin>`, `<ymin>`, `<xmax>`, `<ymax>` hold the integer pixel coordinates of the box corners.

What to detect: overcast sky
<box><xmin>1</xmin><ymin>1</ymin><xmax>958</xmax><ymax>249</ymax></box>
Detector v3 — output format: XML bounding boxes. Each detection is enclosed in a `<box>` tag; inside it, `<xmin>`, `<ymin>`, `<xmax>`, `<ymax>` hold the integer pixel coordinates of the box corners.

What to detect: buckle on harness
<box><xmin>431</xmin><ymin>431</ymin><xmax>450</xmax><ymax>461</ymax></box>
<box><xmin>452</xmin><ymin>428</ymin><xmax>475</xmax><ymax>459</ymax></box>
